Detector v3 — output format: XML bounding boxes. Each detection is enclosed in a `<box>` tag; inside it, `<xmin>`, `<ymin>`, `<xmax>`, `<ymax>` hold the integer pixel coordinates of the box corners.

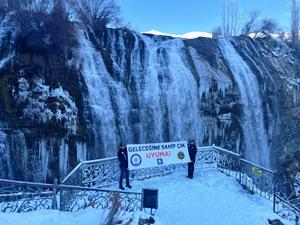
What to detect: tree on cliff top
<box><xmin>258</xmin><ymin>18</ymin><xmax>280</xmax><ymax>36</ymax></box>
<box><xmin>290</xmin><ymin>0</ymin><xmax>299</xmax><ymax>45</ymax></box>
<box><xmin>212</xmin><ymin>26</ymin><xmax>223</xmax><ymax>38</ymax></box>
<box><xmin>0</xmin><ymin>0</ymin><xmax>53</xmax><ymax>14</ymax></box>
<box><xmin>222</xmin><ymin>0</ymin><xmax>241</xmax><ymax>37</ymax></box>
<box><xmin>241</xmin><ymin>10</ymin><xmax>260</xmax><ymax>35</ymax></box>
<box><xmin>68</xmin><ymin>0</ymin><xmax>120</xmax><ymax>30</ymax></box>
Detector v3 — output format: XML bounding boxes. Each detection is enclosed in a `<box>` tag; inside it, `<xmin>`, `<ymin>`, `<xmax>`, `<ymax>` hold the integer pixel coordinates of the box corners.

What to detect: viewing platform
<box><xmin>0</xmin><ymin>145</ymin><xmax>298</xmax><ymax>225</ymax></box>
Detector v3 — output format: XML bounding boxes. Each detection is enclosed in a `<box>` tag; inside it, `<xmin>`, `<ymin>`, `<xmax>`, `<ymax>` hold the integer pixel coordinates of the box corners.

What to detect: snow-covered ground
<box><xmin>0</xmin><ymin>169</ymin><xmax>293</xmax><ymax>225</ymax></box>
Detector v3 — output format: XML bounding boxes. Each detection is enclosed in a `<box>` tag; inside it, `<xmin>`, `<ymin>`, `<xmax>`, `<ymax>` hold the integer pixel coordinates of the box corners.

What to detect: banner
<box><xmin>127</xmin><ymin>141</ymin><xmax>191</xmax><ymax>170</ymax></box>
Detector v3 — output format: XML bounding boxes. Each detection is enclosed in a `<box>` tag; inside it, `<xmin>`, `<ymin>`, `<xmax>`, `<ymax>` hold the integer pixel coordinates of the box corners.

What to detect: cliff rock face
<box><xmin>0</xmin><ymin>13</ymin><xmax>299</xmax><ymax>182</ymax></box>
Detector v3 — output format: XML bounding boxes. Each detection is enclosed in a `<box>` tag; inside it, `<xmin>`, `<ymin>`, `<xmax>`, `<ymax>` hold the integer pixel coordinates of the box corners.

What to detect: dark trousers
<box><xmin>119</xmin><ymin>167</ymin><xmax>130</xmax><ymax>187</ymax></box>
<box><xmin>188</xmin><ymin>161</ymin><xmax>195</xmax><ymax>177</ymax></box>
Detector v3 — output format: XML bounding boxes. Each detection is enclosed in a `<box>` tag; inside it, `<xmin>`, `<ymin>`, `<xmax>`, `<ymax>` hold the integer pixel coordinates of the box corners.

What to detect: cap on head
<box><xmin>120</xmin><ymin>143</ymin><xmax>126</xmax><ymax>148</ymax></box>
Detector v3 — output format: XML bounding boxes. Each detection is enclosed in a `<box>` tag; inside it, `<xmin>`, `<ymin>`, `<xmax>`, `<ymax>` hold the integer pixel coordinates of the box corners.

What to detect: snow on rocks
<box><xmin>12</xmin><ymin>76</ymin><xmax>78</xmax><ymax>134</ymax></box>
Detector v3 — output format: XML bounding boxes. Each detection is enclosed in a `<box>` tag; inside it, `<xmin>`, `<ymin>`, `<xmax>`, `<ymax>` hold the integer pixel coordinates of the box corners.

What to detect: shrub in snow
<box><xmin>50</xmin><ymin>86</ymin><xmax>78</xmax><ymax>134</ymax></box>
<box><xmin>12</xmin><ymin>76</ymin><xmax>78</xmax><ymax>135</ymax></box>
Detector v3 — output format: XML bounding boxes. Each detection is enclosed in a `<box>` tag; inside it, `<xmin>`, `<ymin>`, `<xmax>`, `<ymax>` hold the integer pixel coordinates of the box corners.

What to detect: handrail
<box><xmin>275</xmin><ymin>194</ymin><xmax>300</xmax><ymax>212</ymax></box>
<box><xmin>58</xmin><ymin>184</ymin><xmax>141</xmax><ymax>195</ymax></box>
<box><xmin>80</xmin><ymin>156</ymin><xmax>118</xmax><ymax>165</ymax></box>
<box><xmin>61</xmin><ymin>156</ymin><xmax>119</xmax><ymax>183</ymax></box>
<box><xmin>198</xmin><ymin>146</ymin><xmax>214</xmax><ymax>150</ymax></box>
<box><xmin>0</xmin><ymin>179</ymin><xmax>141</xmax><ymax>195</ymax></box>
<box><xmin>0</xmin><ymin>178</ymin><xmax>142</xmax><ymax>213</ymax></box>
<box><xmin>212</xmin><ymin>144</ymin><xmax>241</xmax><ymax>157</ymax></box>
<box><xmin>240</xmin><ymin>159</ymin><xmax>275</xmax><ymax>174</ymax></box>
<box><xmin>61</xmin><ymin>162</ymin><xmax>83</xmax><ymax>183</ymax></box>
<box><xmin>0</xmin><ymin>179</ymin><xmax>55</xmax><ymax>188</ymax></box>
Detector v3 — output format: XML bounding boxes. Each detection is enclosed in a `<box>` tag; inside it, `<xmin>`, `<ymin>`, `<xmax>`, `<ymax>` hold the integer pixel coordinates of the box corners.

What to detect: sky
<box><xmin>117</xmin><ymin>0</ymin><xmax>292</xmax><ymax>34</ymax></box>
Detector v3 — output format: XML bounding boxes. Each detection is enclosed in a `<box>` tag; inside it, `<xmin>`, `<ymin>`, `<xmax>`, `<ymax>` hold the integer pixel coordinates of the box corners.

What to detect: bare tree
<box><xmin>21</xmin><ymin>0</ymin><xmax>53</xmax><ymax>12</ymax></box>
<box><xmin>1</xmin><ymin>0</ymin><xmax>53</xmax><ymax>13</ymax></box>
<box><xmin>291</xmin><ymin>0</ymin><xmax>299</xmax><ymax>44</ymax></box>
<box><xmin>212</xmin><ymin>26</ymin><xmax>223</xmax><ymax>38</ymax></box>
<box><xmin>257</xmin><ymin>18</ymin><xmax>279</xmax><ymax>37</ymax></box>
<box><xmin>68</xmin><ymin>0</ymin><xmax>120</xmax><ymax>30</ymax></box>
<box><xmin>241</xmin><ymin>10</ymin><xmax>260</xmax><ymax>35</ymax></box>
<box><xmin>222</xmin><ymin>0</ymin><xmax>241</xmax><ymax>37</ymax></box>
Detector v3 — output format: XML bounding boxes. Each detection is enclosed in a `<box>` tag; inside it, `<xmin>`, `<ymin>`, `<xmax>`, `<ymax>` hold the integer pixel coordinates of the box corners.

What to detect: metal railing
<box><xmin>61</xmin><ymin>145</ymin><xmax>300</xmax><ymax>222</ymax></box>
<box><xmin>1</xmin><ymin>144</ymin><xmax>300</xmax><ymax>223</ymax></box>
<box><xmin>273</xmin><ymin>172</ymin><xmax>300</xmax><ymax>221</ymax></box>
<box><xmin>0</xmin><ymin>179</ymin><xmax>57</xmax><ymax>213</ymax></box>
<box><xmin>0</xmin><ymin>179</ymin><xmax>141</xmax><ymax>213</ymax></box>
<box><xmin>62</xmin><ymin>145</ymin><xmax>241</xmax><ymax>187</ymax></box>
<box><xmin>239</xmin><ymin>159</ymin><xmax>275</xmax><ymax>200</ymax></box>
<box><xmin>61</xmin><ymin>145</ymin><xmax>242</xmax><ymax>192</ymax></box>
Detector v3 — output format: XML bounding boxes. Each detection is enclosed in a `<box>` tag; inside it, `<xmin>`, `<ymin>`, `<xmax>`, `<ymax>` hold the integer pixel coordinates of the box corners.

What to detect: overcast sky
<box><xmin>117</xmin><ymin>0</ymin><xmax>292</xmax><ymax>34</ymax></box>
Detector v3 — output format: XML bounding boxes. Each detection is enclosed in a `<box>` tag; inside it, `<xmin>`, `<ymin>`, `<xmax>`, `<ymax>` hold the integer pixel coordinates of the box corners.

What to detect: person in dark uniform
<box><xmin>117</xmin><ymin>143</ymin><xmax>132</xmax><ymax>190</ymax></box>
<box><xmin>187</xmin><ymin>139</ymin><xmax>197</xmax><ymax>179</ymax></box>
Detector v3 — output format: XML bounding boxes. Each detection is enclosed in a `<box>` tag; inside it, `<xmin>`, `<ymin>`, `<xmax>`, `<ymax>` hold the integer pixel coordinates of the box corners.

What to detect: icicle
<box><xmin>59</xmin><ymin>139</ymin><xmax>69</xmax><ymax>177</ymax></box>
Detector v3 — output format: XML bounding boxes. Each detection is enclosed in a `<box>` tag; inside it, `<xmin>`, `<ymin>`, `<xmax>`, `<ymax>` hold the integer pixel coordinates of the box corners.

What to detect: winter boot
<box><xmin>119</xmin><ymin>185</ymin><xmax>125</xmax><ymax>190</ymax></box>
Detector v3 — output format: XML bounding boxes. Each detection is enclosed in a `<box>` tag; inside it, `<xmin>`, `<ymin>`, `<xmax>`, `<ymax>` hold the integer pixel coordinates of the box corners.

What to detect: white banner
<box><xmin>127</xmin><ymin>141</ymin><xmax>191</xmax><ymax>170</ymax></box>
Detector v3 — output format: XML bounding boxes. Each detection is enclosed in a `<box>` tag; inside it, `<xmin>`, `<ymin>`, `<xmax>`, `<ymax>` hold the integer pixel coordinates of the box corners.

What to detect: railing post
<box><xmin>273</xmin><ymin>173</ymin><xmax>276</xmax><ymax>213</ymax></box>
<box><xmin>52</xmin><ymin>178</ymin><xmax>58</xmax><ymax>210</ymax></box>
<box><xmin>296</xmin><ymin>215</ymin><xmax>299</xmax><ymax>225</ymax></box>
<box><xmin>238</xmin><ymin>157</ymin><xmax>242</xmax><ymax>183</ymax></box>
<box><xmin>212</xmin><ymin>144</ymin><xmax>218</xmax><ymax>167</ymax></box>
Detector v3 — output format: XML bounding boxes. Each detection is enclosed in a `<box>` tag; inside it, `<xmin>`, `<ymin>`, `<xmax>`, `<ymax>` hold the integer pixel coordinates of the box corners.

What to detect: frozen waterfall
<box><xmin>218</xmin><ymin>39</ymin><xmax>270</xmax><ymax>169</ymax></box>
<box><xmin>76</xmin><ymin>29</ymin><xmax>202</xmax><ymax>156</ymax></box>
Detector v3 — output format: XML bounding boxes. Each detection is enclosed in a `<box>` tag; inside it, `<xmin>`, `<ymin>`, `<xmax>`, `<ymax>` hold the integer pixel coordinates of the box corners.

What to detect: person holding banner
<box><xmin>187</xmin><ymin>139</ymin><xmax>197</xmax><ymax>179</ymax></box>
<box><xmin>117</xmin><ymin>143</ymin><xmax>132</xmax><ymax>190</ymax></box>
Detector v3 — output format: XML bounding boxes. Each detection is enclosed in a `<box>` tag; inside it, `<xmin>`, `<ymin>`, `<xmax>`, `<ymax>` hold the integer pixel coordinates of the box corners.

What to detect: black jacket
<box><xmin>188</xmin><ymin>144</ymin><xmax>197</xmax><ymax>162</ymax></box>
<box><xmin>117</xmin><ymin>148</ymin><xmax>128</xmax><ymax>169</ymax></box>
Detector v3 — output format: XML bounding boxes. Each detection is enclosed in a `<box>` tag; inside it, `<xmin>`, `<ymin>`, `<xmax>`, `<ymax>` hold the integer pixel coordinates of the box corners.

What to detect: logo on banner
<box><xmin>157</xmin><ymin>158</ymin><xmax>164</xmax><ymax>165</ymax></box>
<box><xmin>177</xmin><ymin>151</ymin><xmax>185</xmax><ymax>160</ymax></box>
<box><xmin>130</xmin><ymin>154</ymin><xmax>142</xmax><ymax>167</ymax></box>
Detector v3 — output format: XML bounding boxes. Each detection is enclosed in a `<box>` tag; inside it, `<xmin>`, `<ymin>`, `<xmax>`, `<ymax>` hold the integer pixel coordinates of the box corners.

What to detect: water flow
<box><xmin>38</xmin><ymin>139</ymin><xmax>49</xmax><ymax>180</ymax></box>
<box><xmin>189</xmin><ymin>47</ymin><xmax>233</xmax><ymax>146</ymax></box>
<box><xmin>136</xmin><ymin>35</ymin><xmax>164</xmax><ymax>142</ymax></box>
<box><xmin>76</xmin><ymin>29</ymin><xmax>117</xmax><ymax>156</ymax></box>
<box><xmin>79</xmin><ymin>29</ymin><xmax>202</xmax><ymax>152</ymax></box>
<box><xmin>0</xmin><ymin>129</ymin><xmax>13</xmax><ymax>179</ymax></box>
<box><xmin>77</xmin><ymin>29</ymin><xmax>256</xmax><ymax>158</ymax></box>
<box><xmin>0</xmin><ymin>15</ymin><xmax>18</xmax><ymax>69</ymax></box>
<box><xmin>218</xmin><ymin>39</ymin><xmax>270</xmax><ymax>168</ymax></box>
<box><xmin>135</xmin><ymin>36</ymin><xmax>200</xmax><ymax>142</ymax></box>
<box><xmin>59</xmin><ymin>139</ymin><xmax>69</xmax><ymax>177</ymax></box>
<box><xmin>76</xmin><ymin>142</ymin><xmax>87</xmax><ymax>162</ymax></box>
<box><xmin>76</xmin><ymin>28</ymin><xmax>134</xmax><ymax>156</ymax></box>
